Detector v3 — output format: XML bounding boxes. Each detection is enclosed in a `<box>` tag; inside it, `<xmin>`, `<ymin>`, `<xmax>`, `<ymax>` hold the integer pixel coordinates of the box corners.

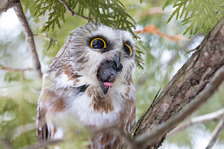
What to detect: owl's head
<box><xmin>51</xmin><ymin>23</ymin><xmax>135</xmax><ymax>94</ymax></box>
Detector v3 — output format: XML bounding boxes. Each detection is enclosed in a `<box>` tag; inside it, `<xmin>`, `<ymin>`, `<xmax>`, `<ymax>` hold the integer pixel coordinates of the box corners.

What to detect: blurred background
<box><xmin>0</xmin><ymin>0</ymin><xmax>224</xmax><ymax>148</ymax></box>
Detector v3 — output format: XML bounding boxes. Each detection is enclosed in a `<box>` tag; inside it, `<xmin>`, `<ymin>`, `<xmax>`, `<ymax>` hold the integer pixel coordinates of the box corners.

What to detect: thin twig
<box><xmin>21</xmin><ymin>139</ymin><xmax>63</xmax><ymax>149</ymax></box>
<box><xmin>206</xmin><ymin>117</ymin><xmax>224</xmax><ymax>149</ymax></box>
<box><xmin>58</xmin><ymin>0</ymin><xmax>89</xmax><ymax>20</ymax></box>
<box><xmin>11</xmin><ymin>0</ymin><xmax>42</xmax><ymax>77</ymax></box>
<box><xmin>0</xmin><ymin>66</ymin><xmax>33</xmax><ymax>72</ymax></box>
<box><xmin>167</xmin><ymin>108</ymin><xmax>224</xmax><ymax>137</ymax></box>
<box><xmin>134</xmin><ymin>65</ymin><xmax>224</xmax><ymax>148</ymax></box>
<box><xmin>1</xmin><ymin>139</ymin><xmax>14</xmax><ymax>149</ymax></box>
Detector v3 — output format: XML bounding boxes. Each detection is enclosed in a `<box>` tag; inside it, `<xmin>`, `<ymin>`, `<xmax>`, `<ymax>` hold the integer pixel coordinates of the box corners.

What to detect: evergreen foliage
<box><xmin>1</xmin><ymin>0</ymin><xmax>224</xmax><ymax>148</ymax></box>
<box><xmin>163</xmin><ymin>0</ymin><xmax>224</xmax><ymax>36</ymax></box>
<box><xmin>34</xmin><ymin>0</ymin><xmax>136</xmax><ymax>35</ymax></box>
<box><xmin>33</xmin><ymin>0</ymin><xmax>145</xmax><ymax>67</ymax></box>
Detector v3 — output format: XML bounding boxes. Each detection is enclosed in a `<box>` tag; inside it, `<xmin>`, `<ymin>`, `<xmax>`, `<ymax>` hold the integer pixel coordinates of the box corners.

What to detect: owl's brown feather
<box><xmin>90</xmin><ymin>97</ymin><xmax>136</xmax><ymax>148</ymax></box>
<box><xmin>36</xmin><ymin>23</ymin><xmax>136</xmax><ymax>148</ymax></box>
<box><xmin>87</xmin><ymin>86</ymin><xmax>114</xmax><ymax>113</ymax></box>
<box><xmin>36</xmin><ymin>105</ymin><xmax>48</xmax><ymax>142</ymax></box>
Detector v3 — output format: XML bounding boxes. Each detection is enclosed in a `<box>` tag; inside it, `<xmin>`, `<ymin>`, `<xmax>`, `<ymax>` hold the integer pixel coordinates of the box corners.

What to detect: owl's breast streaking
<box><xmin>37</xmin><ymin>23</ymin><xmax>136</xmax><ymax>148</ymax></box>
<box><xmin>45</xmin><ymin>70</ymin><xmax>135</xmax><ymax>128</ymax></box>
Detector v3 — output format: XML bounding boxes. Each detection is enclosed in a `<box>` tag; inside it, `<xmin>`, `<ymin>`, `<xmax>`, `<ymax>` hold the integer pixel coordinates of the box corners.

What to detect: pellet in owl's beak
<box><xmin>97</xmin><ymin>55</ymin><xmax>123</xmax><ymax>94</ymax></box>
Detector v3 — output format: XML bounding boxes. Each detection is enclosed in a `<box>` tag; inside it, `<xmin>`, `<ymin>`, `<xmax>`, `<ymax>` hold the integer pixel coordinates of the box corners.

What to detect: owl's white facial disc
<box><xmin>54</xmin><ymin>23</ymin><xmax>135</xmax><ymax>94</ymax></box>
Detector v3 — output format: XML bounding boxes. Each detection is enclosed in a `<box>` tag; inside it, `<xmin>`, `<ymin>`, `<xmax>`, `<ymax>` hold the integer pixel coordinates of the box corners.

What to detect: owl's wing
<box><xmin>36</xmin><ymin>72</ymin><xmax>84</xmax><ymax>143</ymax></box>
<box><xmin>36</xmin><ymin>74</ymin><xmax>56</xmax><ymax>143</ymax></box>
<box><xmin>36</xmin><ymin>102</ymin><xmax>49</xmax><ymax>143</ymax></box>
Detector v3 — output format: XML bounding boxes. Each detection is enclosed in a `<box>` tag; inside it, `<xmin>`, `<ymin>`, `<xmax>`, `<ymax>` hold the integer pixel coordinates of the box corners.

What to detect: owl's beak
<box><xmin>97</xmin><ymin>55</ymin><xmax>123</xmax><ymax>94</ymax></box>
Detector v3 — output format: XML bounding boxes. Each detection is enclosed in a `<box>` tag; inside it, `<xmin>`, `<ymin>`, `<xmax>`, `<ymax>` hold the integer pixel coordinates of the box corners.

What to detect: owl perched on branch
<box><xmin>36</xmin><ymin>23</ymin><xmax>136</xmax><ymax>148</ymax></box>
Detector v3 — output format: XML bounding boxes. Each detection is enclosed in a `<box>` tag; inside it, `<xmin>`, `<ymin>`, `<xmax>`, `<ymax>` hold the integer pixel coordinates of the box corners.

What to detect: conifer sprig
<box><xmin>34</xmin><ymin>0</ymin><xmax>136</xmax><ymax>36</ymax></box>
<box><xmin>163</xmin><ymin>0</ymin><xmax>224</xmax><ymax>36</ymax></box>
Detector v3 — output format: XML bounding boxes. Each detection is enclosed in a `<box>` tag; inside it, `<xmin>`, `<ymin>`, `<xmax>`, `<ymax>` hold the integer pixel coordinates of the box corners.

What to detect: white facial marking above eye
<box><xmin>91</xmin><ymin>26</ymin><xmax>118</xmax><ymax>42</ymax></box>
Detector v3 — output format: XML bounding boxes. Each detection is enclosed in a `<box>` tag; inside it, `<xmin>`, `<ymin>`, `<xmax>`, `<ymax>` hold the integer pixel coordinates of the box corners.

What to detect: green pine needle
<box><xmin>163</xmin><ymin>0</ymin><xmax>224</xmax><ymax>36</ymax></box>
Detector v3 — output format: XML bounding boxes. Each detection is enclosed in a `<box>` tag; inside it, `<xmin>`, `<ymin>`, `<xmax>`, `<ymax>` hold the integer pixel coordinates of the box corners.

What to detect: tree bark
<box><xmin>1</xmin><ymin>0</ymin><xmax>42</xmax><ymax>77</ymax></box>
<box><xmin>12</xmin><ymin>0</ymin><xmax>42</xmax><ymax>77</ymax></box>
<box><xmin>133</xmin><ymin>17</ymin><xmax>224</xmax><ymax>148</ymax></box>
<box><xmin>0</xmin><ymin>0</ymin><xmax>12</xmax><ymax>13</ymax></box>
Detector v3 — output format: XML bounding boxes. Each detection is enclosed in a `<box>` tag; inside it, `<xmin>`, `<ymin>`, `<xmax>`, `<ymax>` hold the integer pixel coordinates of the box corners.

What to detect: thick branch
<box><xmin>11</xmin><ymin>0</ymin><xmax>42</xmax><ymax>77</ymax></box>
<box><xmin>134</xmin><ymin>65</ymin><xmax>224</xmax><ymax>148</ymax></box>
<box><xmin>133</xmin><ymin>17</ymin><xmax>224</xmax><ymax>148</ymax></box>
<box><xmin>168</xmin><ymin>108</ymin><xmax>224</xmax><ymax>137</ymax></box>
<box><xmin>206</xmin><ymin>117</ymin><xmax>224</xmax><ymax>149</ymax></box>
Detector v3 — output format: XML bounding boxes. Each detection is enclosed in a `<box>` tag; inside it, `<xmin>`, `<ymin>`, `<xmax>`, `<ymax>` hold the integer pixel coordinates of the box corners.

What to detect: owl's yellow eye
<box><xmin>90</xmin><ymin>38</ymin><xmax>106</xmax><ymax>49</ymax></box>
<box><xmin>124</xmin><ymin>44</ymin><xmax>132</xmax><ymax>56</ymax></box>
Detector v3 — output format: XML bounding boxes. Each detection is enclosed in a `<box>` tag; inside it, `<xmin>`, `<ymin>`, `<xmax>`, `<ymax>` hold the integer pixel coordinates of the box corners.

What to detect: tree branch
<box><xmin>21</xmin><ymin>139</ymin><xmax>63</xmax><ymax>149</ymax></box>
<box><xmin>58</xmin><ymin>0</ymin><xmax>89</xmax><ymax>20</ymax></box>
<box><xmin>0</xmin><ymin>0</ymin><xmax>13</xmax><ymax>13</ymax></box>
<box><xmin>1</xmin><ymin>139</ymin><xmax>14</xmax><ymax>149</ymax></box>
<box><xmin>167</xmin><ymin>108</ymin><xmax>224</xmax><ymax>137</ymax></box>
<box><xmin>206</xmin><ymin>117</ymin><xmax>224</xmax><ymax>149</ymax></box>
<box><xmin>133</xmin><ymin>17</ymin><xmax>224</xmax><ymax>148</ymax></box>
<box><xmin>0</xmin><ymin>66</ymin><xmax>33</xmax><ymax>72</ymax></box>
<box><xmin>10</xmin><ymin>0</ymin><xmax>42</xmax><ymax>77</ymax></box>
<box><xmin>134</xmin><ymin>65</ymin><xmax>224</xmax><ymax>148</ymax></box>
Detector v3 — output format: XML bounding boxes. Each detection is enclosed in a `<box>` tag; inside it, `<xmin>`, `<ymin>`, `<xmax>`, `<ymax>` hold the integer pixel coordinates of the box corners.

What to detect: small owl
<box><xmin>36</xmin><ymin>23</ymin><xmax>136</xmax><ymax>149</ymax></box>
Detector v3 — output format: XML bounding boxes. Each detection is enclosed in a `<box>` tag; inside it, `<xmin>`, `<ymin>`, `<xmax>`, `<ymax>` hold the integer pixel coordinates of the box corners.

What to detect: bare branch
<box><xmin>11</xmin><ymin>0</ymin><xmax>42</xmax><ymax>77</ymax></box>
<box><xmin>206</xmin><ymin>117</ymin><xmax>224</xmax><ymax>149</ymax></box>
<box><xmin>21</xmin><ymin>139</ymin><xmax>63</xmax><ymax>149</ymax></box>
<box><xmin>135</xmin><ymin>25</ymin><xmax>188</xmax><ymax>45</ymax></box>
<box><xmin>58</xmin><ymin>0</ymin><xmax>89</xmax><ymax>20</ymax></box>
<box><xmin>0</xmin><ymin>66</ymin><xmax>33</xmax><ymax>72</ymax></box>
<box><xmin>133</xmin><ymin>17</ymin><xmax>224</xmax><ymax>148</ymax></box>
<box><xmin>1</xmin><ymin>139</ymin><xmax>14</xmax><ymax>149</ymax></box>
<box><xmin>167</xmin><ymin>108</ymin><xmax>224</xmax><ymax>137</ymax></box>
<box><xmin>134</xmin><ymin>65</ymin><xmax>224</xmax><ymax>148</ymax></box>
<box><xmin>0</xmin><ymin>0</ymin><xmax>13</xmax><ymax>13</ymax></box>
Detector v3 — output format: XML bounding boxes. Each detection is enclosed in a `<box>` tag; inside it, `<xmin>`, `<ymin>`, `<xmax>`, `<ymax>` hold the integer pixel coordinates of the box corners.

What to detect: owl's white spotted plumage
<box><xmin>36</xmin><ymin>23</ymin><xmax>136</xmax><ymax>148</ymax></box>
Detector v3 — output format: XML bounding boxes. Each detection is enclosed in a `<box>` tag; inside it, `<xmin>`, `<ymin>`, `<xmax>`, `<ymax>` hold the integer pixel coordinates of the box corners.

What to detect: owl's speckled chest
<box><xmin>41</xmin><ymin>71</ymin><xmax>127</xmax><ymax>128</ymax></box>
<box><xmin>37</xmin><ymin>23</ymin><xmax>137</xmax><ymax>149</ymax></box>
<box><xmin>55</xmin><ymin>85</ymin><xmax>125</xmax><ymax>128</ymax></box>
<box><xmin>38</xmin><ymin>74</ymin><xmax>136</xmax><ymax>149</ymax></box>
